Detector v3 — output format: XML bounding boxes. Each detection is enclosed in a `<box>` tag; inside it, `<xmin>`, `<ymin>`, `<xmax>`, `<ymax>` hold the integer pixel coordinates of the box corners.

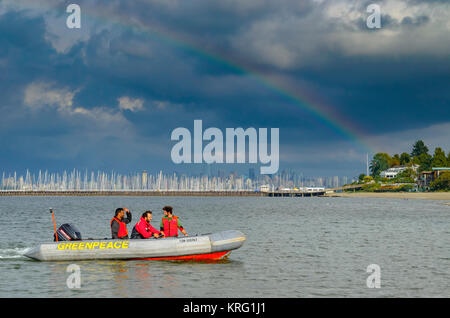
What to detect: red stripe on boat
<box><xmin>130</xmin><ymin>250</ymin><xmax>230</xmax><ymax>261</ymax></box>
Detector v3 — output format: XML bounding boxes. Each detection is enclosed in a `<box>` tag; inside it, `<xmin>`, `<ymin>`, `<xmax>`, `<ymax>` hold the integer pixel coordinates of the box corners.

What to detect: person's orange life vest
<box><xmin>162</xmin><ymin>215</ymin><xmax>179</xmax><ymax>237</ymax></box>
<box><xmin>111</xmin><ymin>217</ymin><xmax>128</xmax><ymax>238</ymax></box>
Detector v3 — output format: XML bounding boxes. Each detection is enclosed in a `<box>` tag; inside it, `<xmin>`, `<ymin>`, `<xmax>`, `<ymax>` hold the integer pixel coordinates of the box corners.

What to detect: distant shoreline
<box><xmin>0</xmin><ymin>190</ymin><xmax>325</xmax><ymax>197</ymax></box>
<box><xmin>0</xmin><ymin>190</ymin><xmax>265</xmax><ymax>197</ymax></box>
<box><xmin>1</xmin><ymin>191</ymin><xmax>449</xmax><ymax>202</ymax></box>
<box><xmin>326</xmin><ymin>192</ymin><xmax>450</xmax><ymax>201</ymax></box>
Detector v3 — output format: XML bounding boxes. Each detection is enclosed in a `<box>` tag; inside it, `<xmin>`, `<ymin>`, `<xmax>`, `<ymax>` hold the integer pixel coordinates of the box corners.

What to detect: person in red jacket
<box><xmin>111</xmin><ymin>207</ymin><xmax>132</xmax><ymax>239</ymax></box>
<box><xmin>131</xmin><ymin>211</ymin><xmax>164</xmax><ymax>239</ymax></box>
<box><xmin>160</xmin><ymin>206</ymin><xmax>188</xmax><ymax>237</ymax></box>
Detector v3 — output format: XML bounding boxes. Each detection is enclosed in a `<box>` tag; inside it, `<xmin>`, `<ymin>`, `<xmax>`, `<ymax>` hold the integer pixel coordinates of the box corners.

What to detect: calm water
<box><xmin>0</xmin><ymin>196</ymin><xmax>448</xmax><ymax>297</ymax></box>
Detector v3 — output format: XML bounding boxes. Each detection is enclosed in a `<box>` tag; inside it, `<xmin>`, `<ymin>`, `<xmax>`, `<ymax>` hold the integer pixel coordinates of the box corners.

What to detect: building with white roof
<box><xmin>380</xmin><ymin>164</ymin><xmax>419</xmax><ymax>179</ymax></box>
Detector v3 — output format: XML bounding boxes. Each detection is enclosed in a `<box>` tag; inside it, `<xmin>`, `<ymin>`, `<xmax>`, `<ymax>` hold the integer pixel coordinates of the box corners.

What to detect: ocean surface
<box><xmin>0</xmin><ymin>196</ymin><xmax>448</xmax><ymax>298</ymax></box>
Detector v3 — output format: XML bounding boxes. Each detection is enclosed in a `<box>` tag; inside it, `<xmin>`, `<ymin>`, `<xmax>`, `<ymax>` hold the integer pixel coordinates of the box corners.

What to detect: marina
<box><xmin>0</xmin><ymin>189</ymin><xmax>326</xmax><ymax>197</ymax></box>
<box><xmin>0</xmin><ymin>184</ymin><xmax>366</xmax><ymax>197</ymax></box>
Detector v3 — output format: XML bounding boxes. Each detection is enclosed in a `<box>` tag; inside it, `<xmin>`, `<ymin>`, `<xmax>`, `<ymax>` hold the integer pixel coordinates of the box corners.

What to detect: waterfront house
<box><xmin>380</xmin><ymin>164</ymin><xmax>419</xmax><ymax>179</ymax></box>
<box><xmin>417</xmin><ymin>167</ymin><xmax>450</xmax><ymax>189</ymax></box>
<box><xmin>432</xmin><ymin>167</ymin><xmax>450</xmax><ymax>178</ymax></box>
<box><xmin>417</xmin><ymin>171</ymin><xmax>434</xmax><ymax>189</ymax></box>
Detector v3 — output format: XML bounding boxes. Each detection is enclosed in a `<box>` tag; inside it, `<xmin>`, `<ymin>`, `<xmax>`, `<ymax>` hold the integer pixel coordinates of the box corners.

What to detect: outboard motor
<box><xmin>53</xmin><ymin>223</ymin><xmax>82</xmax><ymax>241</ymax></box>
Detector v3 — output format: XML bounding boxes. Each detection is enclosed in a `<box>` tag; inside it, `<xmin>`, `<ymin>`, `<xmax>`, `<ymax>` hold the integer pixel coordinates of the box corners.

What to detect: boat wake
<box><xmin>0</xmin><ymin>247</ymin><xmax>32</xmax><ymax>260</ymax></box>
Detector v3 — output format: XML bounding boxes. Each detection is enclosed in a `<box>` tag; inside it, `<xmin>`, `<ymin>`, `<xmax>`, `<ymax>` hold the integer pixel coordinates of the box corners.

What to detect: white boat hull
<box><xmin>24</xmin><ymin>230</ymin><xmax>246</xmax><ymax>262</ymax></box>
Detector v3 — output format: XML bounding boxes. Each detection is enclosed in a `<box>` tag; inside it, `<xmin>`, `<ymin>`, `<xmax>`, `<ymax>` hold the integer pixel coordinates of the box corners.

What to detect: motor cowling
<box><xmin>53</xmin><ymin>223</ymin><xmax>82</xmax><ymax>241</ymax></box>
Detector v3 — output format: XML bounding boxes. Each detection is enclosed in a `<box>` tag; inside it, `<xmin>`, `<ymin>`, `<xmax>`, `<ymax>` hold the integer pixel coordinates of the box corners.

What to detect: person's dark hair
<box><xmin>115</xmin><ymin>208</ymin><xmax>124</xmax><ymax>217</ymax></box>
<box><xmin>142</xmin><ymin>211</ymin><xmax>152</xmax><ymax>218</ymax></box>
<box><xmin>163</xmin><ymin>206</ymin><xmax>173</xmax><ymax>214</ymax></box>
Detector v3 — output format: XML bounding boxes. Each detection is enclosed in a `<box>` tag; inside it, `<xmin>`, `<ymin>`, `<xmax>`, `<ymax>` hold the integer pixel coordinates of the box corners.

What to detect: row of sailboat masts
<box><xmin>1</xmin><ymin>170</ymin><xmax>258</xmax><ymax>191</ymax></box>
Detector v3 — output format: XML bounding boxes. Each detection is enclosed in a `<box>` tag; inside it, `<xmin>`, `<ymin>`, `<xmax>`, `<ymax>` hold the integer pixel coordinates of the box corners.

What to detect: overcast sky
<box><xmin>0</xmin><ymin>0</ymin><xmax>449</xmax><ymax>177</ymax></box>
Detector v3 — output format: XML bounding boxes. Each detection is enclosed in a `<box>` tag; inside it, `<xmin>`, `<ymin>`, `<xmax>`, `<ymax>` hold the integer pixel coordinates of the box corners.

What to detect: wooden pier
<box><xmin>265</xmin><ymin>190</ymin><xmax>326</xmax><ymax>197</ymax></box>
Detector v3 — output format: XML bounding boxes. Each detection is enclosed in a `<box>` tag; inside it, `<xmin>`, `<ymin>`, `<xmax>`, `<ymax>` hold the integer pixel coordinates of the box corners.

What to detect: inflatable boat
<box><xmin>24</xmin><ymin>230</ymin><xmax>246</xmax><ymax>262</ymax></box>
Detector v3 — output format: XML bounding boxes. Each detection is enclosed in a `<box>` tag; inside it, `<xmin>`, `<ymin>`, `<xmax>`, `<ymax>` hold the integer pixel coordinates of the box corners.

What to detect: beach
<box><xmin>327</xmin><ymin>192</ymin><xmax>450</xmax><ymax>202</ymax></box>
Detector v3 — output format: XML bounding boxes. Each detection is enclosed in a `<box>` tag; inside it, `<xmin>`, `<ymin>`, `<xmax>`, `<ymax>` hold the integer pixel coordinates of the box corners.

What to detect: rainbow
<box><xmin>11</xmin><ymin>1</ymin><xmax>373</xmax><ymax>154</ymax></box>
<box><xmin>98</xmin><ymin>13</ymin><xmax>372</xmax><ymax>153</ymax></box>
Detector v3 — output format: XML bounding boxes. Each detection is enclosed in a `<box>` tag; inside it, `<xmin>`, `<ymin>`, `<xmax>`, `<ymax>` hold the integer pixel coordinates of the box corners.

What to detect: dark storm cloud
<box><xmin>0</xmin><ymin>0</ymin><xmax>449</xmax><ymax>176</ymax></box>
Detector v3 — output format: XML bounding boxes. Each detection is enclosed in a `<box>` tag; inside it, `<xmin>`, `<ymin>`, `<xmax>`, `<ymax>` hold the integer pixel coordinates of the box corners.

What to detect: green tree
<box><xmin>400</xmin><ymin>152</ymin><xmax>411</xmax><ymax>165</ymax></box>
<box><xmin>358</xmin><ymin>174</ymin><xmax>366</xmax><ymax>183</ymax></box>
<box><xmin>447</xmin><ymin>151</ymin><xmax>450</xmax><ymax>167</ymax></box>
<box><xmin>394</xmin><ymin>168</ymin><xmax>416</xmax><ymax>183</ymax></box>
<box><xmin>389</xmin><ymin>154</ymin><xmax>400</xmax><ymax>167</ymax></box>
<box><xmin>363</xmin><ymin>175</ymin><xmax>374</xmax><ymax>183</ymax></box>
<box><xmin>432</xmin><ymin>147</ymin><xmax>447</xmax><ymax>168</ymax></box>
<box><xmin>414</xmin><ymin>153</ymin><xmax>433</xmax><ymax>172</ymax></box>
<box><xmin>370</xmin><ymin>153</ymin><xmax>391</xmax><ymax>177</ymax></box>
<box><xmin>430</xmin><ymin>172</ymin><xmax>450</xmax><ymax>191</ymax></box>
<box><xmin>411</xmin><ymin>140</ymin><xmax>429</xmax><ymax>157</ymax></box>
